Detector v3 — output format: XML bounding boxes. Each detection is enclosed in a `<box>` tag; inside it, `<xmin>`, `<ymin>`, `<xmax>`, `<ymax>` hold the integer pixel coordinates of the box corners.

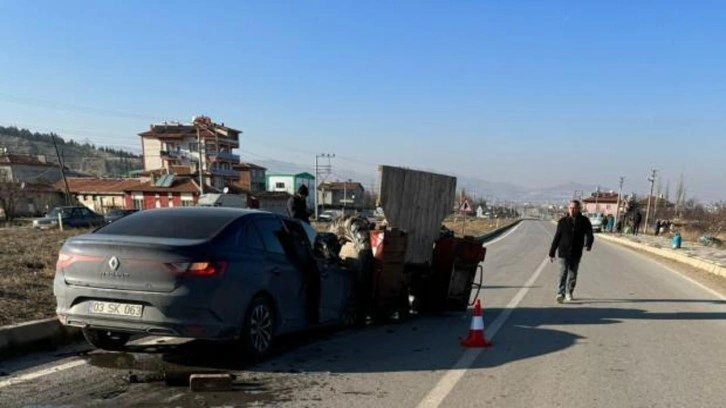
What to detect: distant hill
<box><xmin>256</xmin><ymin>159</ymin><xmax>601</xmax><ymax>204</ymax></box>
<box><xmin>0</xmin><ymin>125</ymin><xmax>143</xmax><ymax>177</ymax></box>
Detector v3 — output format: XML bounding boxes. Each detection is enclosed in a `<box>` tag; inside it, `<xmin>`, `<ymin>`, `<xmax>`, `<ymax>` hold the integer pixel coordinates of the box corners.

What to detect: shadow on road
<box><xmin>80</xmin><ymin>302</ymin><xmax>726</xmax><ymax>377</ymax></box>
<box><xmin>573</xmin><ymin>298</ymin><xmax>726</xmax><ymax>305</ymax></box>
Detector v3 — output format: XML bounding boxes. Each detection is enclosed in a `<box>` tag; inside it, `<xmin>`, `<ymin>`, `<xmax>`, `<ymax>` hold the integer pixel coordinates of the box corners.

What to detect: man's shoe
<box><xmin>556</xmin><ymin>294</ymin><xmax>564</xmax><ymax>304</ymax></box>
<box><xmin>565</xmin><ymin>293</ymin><xmax>573</xmax><ymax>302</ymax></box>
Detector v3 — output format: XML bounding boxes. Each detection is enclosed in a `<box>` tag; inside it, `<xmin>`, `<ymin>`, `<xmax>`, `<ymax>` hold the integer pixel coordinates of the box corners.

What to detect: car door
<box><xmin>254</xmin><ymin>216</ymin><xmax>306</xmax><ymax>329</ymax></box>
<box><xmin>282</xmin><ymin>219</ymin><xmax>345</xmax><ymax>324</ymax></box>
<box><xmin>77</xmin><ymin>207</ymin><xmax>95</xmax><ymax>227</ymax></box>
<box><xmin>65</xmin><ymin>208</ymin><xmax>82</xmax><ymax>227</ymax></box>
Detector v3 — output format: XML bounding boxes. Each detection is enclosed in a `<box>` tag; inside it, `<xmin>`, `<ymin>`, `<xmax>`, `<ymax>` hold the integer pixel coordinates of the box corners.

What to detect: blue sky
<box><xmin>1</xmin><ymin>1</ymin><xmax>724</xmax><ymax>201</ymax></box>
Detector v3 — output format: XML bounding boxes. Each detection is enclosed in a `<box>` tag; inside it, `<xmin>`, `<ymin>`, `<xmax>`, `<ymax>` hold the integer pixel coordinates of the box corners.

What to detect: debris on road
<box><xmin>189</xmin><ymin>373</ymin><xmax>233</xmax><ymax>392</ymax></box>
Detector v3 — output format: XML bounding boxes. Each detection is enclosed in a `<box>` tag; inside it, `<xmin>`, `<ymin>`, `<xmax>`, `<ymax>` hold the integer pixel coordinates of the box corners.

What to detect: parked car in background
<box><xmin>54</xmin><ymin>207</ymin><xmax>356</xmax><ymax>360</ymax></box>
<box><xmin>104</xmin><ymin>209</ymin><xmax>139</xmax><ymax>224</ymax></box>
<box><xmin>587</xmin><ymin>213</ymin><xmax>604</xmax><ymax>232</ymax></box>
<box><xmin>33</xmin><ymin>206</ymin><xmax>105</xmax><ymax>230</ymax></box>
<box><xmin>317</xmin><ymin>210</ymin><xmax>339</xmax><ymax>222</ymax></box>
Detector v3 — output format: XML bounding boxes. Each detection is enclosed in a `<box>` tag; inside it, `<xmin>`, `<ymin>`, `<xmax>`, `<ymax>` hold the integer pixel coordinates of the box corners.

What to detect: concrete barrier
<box><xmin>0</xmin><ymin>318</ymin><xmax>82</xmax><ymax>360</ymax></box>
<box><xmin>597</xmin><ymin>233</ymin><xmax>726</xmax><ymax>278</ymax></box>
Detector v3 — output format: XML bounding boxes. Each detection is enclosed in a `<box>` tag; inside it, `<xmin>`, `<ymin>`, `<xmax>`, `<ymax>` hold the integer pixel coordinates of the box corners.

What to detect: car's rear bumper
<box><xmin>54</xmin><ymin>277</ymin><xmax>240</xmax><ymax>340</ymax></box>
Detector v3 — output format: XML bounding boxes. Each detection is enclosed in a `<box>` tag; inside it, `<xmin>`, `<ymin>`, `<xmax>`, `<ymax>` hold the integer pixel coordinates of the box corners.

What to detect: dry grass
<box><xmin>443</xmin><ymin>217</ymin><xmax>516</xmax><ymax>238</ymax></box>
<box><xmin>313</xmin><ymin>217</ymin><xmax>514</xmax><ymax>239</ymax></box>
<box><xmin>0</xmin><ymin>227</ymin><xmax>91</xmax><ymax>326</ymax></box>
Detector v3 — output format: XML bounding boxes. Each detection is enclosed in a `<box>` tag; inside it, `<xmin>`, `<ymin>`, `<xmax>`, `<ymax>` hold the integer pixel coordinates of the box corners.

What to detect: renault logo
<box><xmin>108</xmin><ymin>256</ymin><xmax>120</xmax><ymax>271</ymax></box>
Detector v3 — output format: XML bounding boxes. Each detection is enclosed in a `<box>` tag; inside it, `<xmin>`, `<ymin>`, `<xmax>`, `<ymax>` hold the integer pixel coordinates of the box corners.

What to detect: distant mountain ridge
<box><xmin>254</xmin><ymin>159</ymin><xmax>601</xmax><ymax>203</ymax></box>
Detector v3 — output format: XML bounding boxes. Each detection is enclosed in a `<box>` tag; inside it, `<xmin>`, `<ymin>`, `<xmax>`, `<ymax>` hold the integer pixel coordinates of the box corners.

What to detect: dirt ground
<box><xmin>0</xmin><ymin>227</ymin><xmax>91</xmax><ymax>326</ymax></box>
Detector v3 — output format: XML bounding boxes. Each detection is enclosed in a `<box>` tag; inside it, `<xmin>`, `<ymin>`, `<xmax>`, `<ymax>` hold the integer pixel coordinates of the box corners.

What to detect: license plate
<box><xmin>89</xmin><ymin>301</ymin><xmax>143</xmax><ymax>318</ymax></box>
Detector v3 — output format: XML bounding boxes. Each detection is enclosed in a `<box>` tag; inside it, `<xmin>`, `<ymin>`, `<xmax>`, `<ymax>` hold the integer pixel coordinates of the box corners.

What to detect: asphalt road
<box><xmin>1</xmin><ymin>220</ymin><xmax>725</xmax><ymax>407</ymax></box>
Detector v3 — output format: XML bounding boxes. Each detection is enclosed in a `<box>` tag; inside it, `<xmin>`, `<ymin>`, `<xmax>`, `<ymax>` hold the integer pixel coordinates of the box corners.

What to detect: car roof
<box><xmin>137</xmin><ymin>206</ymin><xmax>276</xmax><ymax>222</ymax></box>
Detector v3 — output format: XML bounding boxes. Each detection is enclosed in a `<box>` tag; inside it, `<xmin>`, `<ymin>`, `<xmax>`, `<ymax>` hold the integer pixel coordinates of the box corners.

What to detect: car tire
<box><xmin>238</xmin><ymin>296</ymin><xmax>276</xmax><ymax>361</ymax></box>
<box><xmin>82</xmin><ymin>328</ymin><xmax>130</xmax><ymax>351</ymax></box>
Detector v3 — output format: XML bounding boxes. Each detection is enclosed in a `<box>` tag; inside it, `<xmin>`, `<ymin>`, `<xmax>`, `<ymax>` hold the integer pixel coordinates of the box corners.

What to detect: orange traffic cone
<box><xmin>460</xmin><ymin>299</ymin><xmax>492</xmax><ymax>348</ymax></box>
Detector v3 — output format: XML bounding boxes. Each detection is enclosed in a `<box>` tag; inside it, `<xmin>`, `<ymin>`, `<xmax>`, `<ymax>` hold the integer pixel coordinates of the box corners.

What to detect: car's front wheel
<box><xmin>82</xmin><ymin>328</ymin><xmax>130</xmax><ymax>351</ymax></box>
<box><xmin>238</xmin><ymin>296</ymin><xmax>276</xmax><ymax>361</ymax></box>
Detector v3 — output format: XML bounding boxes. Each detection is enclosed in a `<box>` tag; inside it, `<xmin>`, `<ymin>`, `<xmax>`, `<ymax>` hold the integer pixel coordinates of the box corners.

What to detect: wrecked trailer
<box><xmin>328</xmin><ymin>165</ymin><xmax>487</xmax><ymax>323</ymax></box>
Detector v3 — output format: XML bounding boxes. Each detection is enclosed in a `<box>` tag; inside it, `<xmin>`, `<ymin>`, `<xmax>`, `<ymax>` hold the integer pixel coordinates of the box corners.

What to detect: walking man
<box><xmin>549</xmin><ymin>200</ymin><xmax>594</xmax><ymax>303</ymax></box>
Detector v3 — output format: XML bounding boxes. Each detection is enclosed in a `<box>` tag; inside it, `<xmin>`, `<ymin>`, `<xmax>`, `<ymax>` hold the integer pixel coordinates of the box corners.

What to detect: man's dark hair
<box><xmin>297</xmin><ymin>184</ymin><xmax>309</xmax><ymax>197</ymax></box>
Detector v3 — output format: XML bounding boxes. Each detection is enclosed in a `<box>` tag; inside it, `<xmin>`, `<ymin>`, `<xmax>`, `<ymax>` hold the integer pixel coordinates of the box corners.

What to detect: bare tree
<box><xmin>675</xmin><ymin>173</ymin><xmax>686</xmax><ymax>218</ymax></box>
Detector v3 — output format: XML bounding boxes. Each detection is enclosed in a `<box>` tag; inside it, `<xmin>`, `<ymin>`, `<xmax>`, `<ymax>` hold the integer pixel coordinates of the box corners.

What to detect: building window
<box><xmin>155</xmin><ymin>194</ymin><xmax>161</xmax><ymax>208</ymax></box>
<box><xmin>275</xmin><ymin>182</ymin><xmax>285</xmax><ymax>189</ymax></box>
<box><xmin>132</xmin><ymin>193</ymin><xmax>144</xmax><ymax>210</ymax></box>
<box><xmin>168</xmin><ymin>194</ymin><xmax>174</xmax><ymax>207</ymax></box>
<box><xmin>181</xmin><ymin>193</ymin><xmax>194</xmax><ymax>207</ymax></box>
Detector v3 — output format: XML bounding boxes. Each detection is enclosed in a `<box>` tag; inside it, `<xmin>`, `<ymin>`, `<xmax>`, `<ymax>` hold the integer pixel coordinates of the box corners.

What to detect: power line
<box><xmin>0</xmin><ymin>92</ymin><xmax>174</xmax><ymax>122</ymax></box>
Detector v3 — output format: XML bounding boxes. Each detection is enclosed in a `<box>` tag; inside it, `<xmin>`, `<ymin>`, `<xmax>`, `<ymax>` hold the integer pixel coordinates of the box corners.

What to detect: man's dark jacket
<box><xmin>287</xmin><ymin>195</ymin><xmax>309</xmax><ymax>223</ymax></box>
<box><xmin>549</xmin><ymin>214</ymin><xmax>594</xmax><ymax>260</ymax></box>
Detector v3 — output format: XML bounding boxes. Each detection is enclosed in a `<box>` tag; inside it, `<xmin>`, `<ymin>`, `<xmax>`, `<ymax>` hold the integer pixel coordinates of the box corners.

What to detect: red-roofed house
<box><xmin>582</xmin><ymin>192</ymin><xmax>622</xmax><ymax>216</ymax></box>
<box><xmin>56</xmin><ymin>176</ymin><xmax>202</xmax><ymax>213</ymax></box>
<box><xmin>124</xmin><ymin>177</ymin><xmax>201</xmax><ymax>209</ymax></box>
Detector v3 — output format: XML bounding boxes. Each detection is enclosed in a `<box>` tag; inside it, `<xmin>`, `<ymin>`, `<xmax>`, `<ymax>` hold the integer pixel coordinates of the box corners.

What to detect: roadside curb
<box><xmin>477</xmin><ymin>219</ymin><xmax>522</xmax><ymax>244</ymax></box>
<box><xmin>0</xmin><ymin>318</ymin><xmax>82</xmax><ymax>360</ymax></box>
<box><xmin>597</xmin><ymin>233</ymin><xmax>726</xmax><ymax>278</ymax></box>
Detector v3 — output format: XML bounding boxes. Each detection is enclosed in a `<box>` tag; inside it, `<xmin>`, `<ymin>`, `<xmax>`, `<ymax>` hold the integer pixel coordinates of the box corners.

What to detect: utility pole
<box><xmin>314</xmin><ymin>153</ymin><xmax>334</xmax><ymax>220</ymax></box>
<box><xmin>614</xmin><ymin>176</ymin><xmax>624</xmax><ymax>233</ymax></box>
<box><xmin>51</xmin><ymin>133</ymin><xmax>71</xmax><ymax>205</ymax></box>
<box><xmin>193</xmin><ymin>116</ymin><xmax>213</xmax><ymax>195</ymax></box>
<box><xmin>594</xmin><ymin>186</ymin><xmax>600</xmax><ymax>214</ymax></box>
<box><xmin>644</xmin><ymin>169</ymin><xmax>657</xmax><ymax>234</ymax></box>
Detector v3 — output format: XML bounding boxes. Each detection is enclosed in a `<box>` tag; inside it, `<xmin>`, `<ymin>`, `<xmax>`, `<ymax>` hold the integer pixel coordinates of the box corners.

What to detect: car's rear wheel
<box><xmin>238</xmin><ymin>296</ymin><xmax>276</xmax><ymax>361</ymax></box>
<box><xmin>82</xmin><ymin>328</ymin><xmax>130</xmax><ymax>351</ymax></box>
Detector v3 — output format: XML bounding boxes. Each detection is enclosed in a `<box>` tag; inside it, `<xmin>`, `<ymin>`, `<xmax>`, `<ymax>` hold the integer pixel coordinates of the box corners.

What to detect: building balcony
<box><xmin>160</xmin><ymin>149</ymin><xmax>200</xmax><ymax>162</ymax></box>
<box><xmin>207</xmin><ymin>150</ymin><xmax>240</xmax><ymax>163</ymax></box>
<box><xmin>209</xmin><ymin>166</ymin><xmax>240</xmax><ymax>178</ymax></box>
<box><xmin>159</xmin><ymin>150</ymin><xmax>181</xmax><ymax>159</ymax></box>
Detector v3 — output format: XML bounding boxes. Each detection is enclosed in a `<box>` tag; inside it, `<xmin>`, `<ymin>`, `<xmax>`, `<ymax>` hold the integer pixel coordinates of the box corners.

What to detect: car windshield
<box><xmin>46</xmin><ymin>208</ymin><xmax>73</xmax><ymax>218</ymax></box>
<box><xmin>96</xmin><ymin>210</ymin><xmax>236</xmax><ymax>239</ymax></box>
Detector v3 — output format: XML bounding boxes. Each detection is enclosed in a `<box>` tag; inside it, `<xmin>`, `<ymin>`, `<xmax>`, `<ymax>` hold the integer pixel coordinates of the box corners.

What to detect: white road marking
<box><xmin>164</xmin><ymin>393</ymin><xmax>185</xmax><ymax>403</ymax></box>
<box><xmin>482</xmin><ymin>222</ymin><xmax>522</xmax><ymax>246</ymax></box>
<box><xmin>416</xmin><ymin>257</ymin><xmax>550</xmax><ymax>408</ymax></box>
<box><xmin>0</xmin><ymin>336</ymin><xmax>177</xmax><ymax>389</ymax></box>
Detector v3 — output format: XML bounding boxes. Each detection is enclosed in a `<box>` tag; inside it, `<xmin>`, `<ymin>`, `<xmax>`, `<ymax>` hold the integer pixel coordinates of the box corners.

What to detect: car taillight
<box><xmin>55</xmin><ymin>253</ymin><xmax>103</xmax><ymax>269</ymax></box>
<box><xmin>165</xmin><ymin>261</ymin><xmax>227</xmax><ymax>277</ymax></box>
<box><xmin>56</xmin><ymin>253</ymin><xmax>74</xmax><ymax>269</ymax></box>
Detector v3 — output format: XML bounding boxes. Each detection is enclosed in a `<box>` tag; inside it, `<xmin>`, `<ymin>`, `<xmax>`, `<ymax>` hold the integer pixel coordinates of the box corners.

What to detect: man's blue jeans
<box><xmin>558</xmin><ymin>257</ymin><xmax>580</xmax><ymax>296</ymax></box>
